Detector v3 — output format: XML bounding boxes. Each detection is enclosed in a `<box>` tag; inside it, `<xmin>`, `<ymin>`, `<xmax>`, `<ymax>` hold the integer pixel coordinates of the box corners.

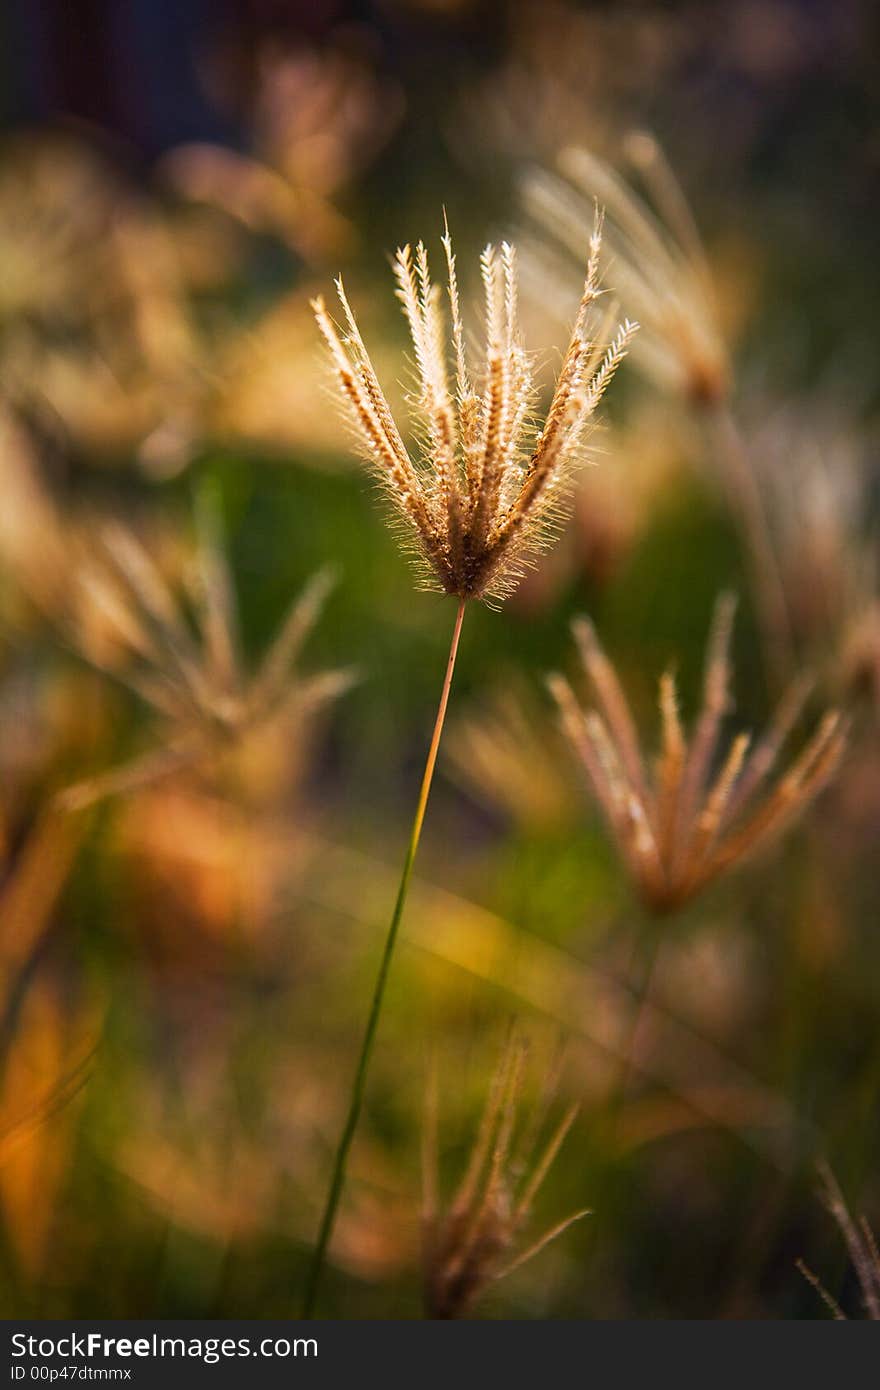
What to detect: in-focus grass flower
<box><xmin>313</xmin><ymin>219</ymin><xmax>636</xmax><ymax>605</ymax></box>
<box><xmin>304</xmin><ymin>218</ymin><xmax>633</xmax><ymax>1314</ymax></box>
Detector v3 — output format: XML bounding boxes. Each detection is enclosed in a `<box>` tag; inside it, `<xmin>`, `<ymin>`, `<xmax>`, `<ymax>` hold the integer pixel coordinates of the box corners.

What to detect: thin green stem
<box><xmin>302</xmin><ymin>597</ymin><xmax>467</xmax><ymax>1317</ymax></box>
<box><xmin>607</xmin><ymin>925</ymin><xmax>664</xmax><ymax>1124</ymax></box>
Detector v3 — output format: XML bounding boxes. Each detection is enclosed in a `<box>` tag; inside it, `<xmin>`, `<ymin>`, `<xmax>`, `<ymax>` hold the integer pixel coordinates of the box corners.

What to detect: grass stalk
<box><xmin>302</xmin><ymin>597</ymin><xmax>467</xmax><ymax>1316</ymax></box>
<box><xmin>607</xmin><ymin>925</ymin><xmax>664</xmax><ymax>1120</ymax></box>
<box><xmin>704</xmin><ymin>400</ymin><xmax>794</xmax><ymax>693</ymax></box>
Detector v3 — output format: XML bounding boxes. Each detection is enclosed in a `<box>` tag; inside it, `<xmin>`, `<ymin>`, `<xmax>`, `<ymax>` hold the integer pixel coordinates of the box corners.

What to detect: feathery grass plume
<box><xmin>549</xmin><ymin>594</ymin><xmax>846</xmax><ymax>914</ymax></box>
<box><xmin>524</xmin><ymin>136</ymin><xmax>795</xmax><ymax>689</ymax></box>
<box><xmin>524</xmin><ymin>133</ymin><xmax>728</xmax><ymax>406</ymax></box>
<box><xmin>303</xmin><ymin>219</ymin><xmax>632</xmax><ymax>1316</ymax></box>
<box><xmin>60</xmin><ymin>496</ymin><xmax>354</xmax><ymax>811</ymax></box>
<box><xmin>798</xmin><ymin>1162</ymin><xmax>880</xmax><ymax>1319</ymax></box>
<box><xmin>312</xmin><ymin>218</ymin><xmax>636</xmax><ymax>605</ymax></box>
<box><xmin>422</xmin><ymin>1034</ymin><xmax>587</xmax><ymax>1319</ymax></box>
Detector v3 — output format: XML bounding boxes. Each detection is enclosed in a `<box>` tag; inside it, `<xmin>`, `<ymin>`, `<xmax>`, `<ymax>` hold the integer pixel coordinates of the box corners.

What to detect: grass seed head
<box><xmin>524</xmin><ymin>133</ymin><xmax>728</xmax><ymax>406</ymax></box>
<box><xmin>314</xmin><ymin>218</ymin><xmax>635</xmax><ymax>605</ymax></box>
<box><xmin>550</xmin><ymin>594</ymin><xmax>846</xmax><ymax>914</ymax></box>
<box><xmin>60</xmin><ymin>500</ymin><xmax>354</xmax><ymax>810</ymax></box>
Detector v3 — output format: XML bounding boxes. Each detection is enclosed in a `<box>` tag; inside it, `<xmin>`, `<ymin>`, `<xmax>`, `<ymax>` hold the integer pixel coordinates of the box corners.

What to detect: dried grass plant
<box><xmin>60</xmin><ymin>495</ymin><xmax>353</xmax><ymax>811</ymax></box>
<box><xmin>422</xmin><ymin>1034</ymin><xmax>586</xmax><ymax>1319</ymax></box>
<box><xmin>304</xmin><ymin>221</ymin><xmax>635</xmax><ymax>1313</ymax></box>
<box><xmin>525</xmin><ymin>136</ymin><xmax>728</xmax><ymax>406</ymax></box>
<box><xmin>798</xmin><ymin>1162</ymin><xmax>880</xmax><ymax>1319</ymax></box>
<box><xmin>524</xmin><ymin>134</ymin><xmax>794</xmax><ymax>688</ymax></box>
<box><xmin>550</xmin><ymin>594</ymin><xmax>845</xmax><ymax>916</ymax></box>
<box><xmin>313</xmin><ymin>219</ymin><xmax>635</xmax><ymax>606</ymax></box>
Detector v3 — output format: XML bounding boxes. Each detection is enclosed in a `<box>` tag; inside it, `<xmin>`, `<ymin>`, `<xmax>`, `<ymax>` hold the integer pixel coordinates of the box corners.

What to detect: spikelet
<box><xmin>59</xmin><ymin>499</ymin><xmax>355</xmax><ymax>810</ymax></box>
<box><xmin>422</xmin><ymin>1033</ymin><xmax>587</xmax><ymax>1319</ymax></box>
<box><xmin>313</xmin><ymin>218</ymin><xmax>636</xmax><ymax>605</ymax></box>
<box><xmin>549</xmin><ymin>595</ymin><xmax>846</xmax><ymax>914</ymax></box>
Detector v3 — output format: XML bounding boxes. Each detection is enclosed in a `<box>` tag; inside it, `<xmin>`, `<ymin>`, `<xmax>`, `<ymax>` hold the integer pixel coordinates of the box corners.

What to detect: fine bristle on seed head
<box><xmin>315</xmin><ymin>222</ymin><xmax>635</xmax><ymax>604</ymax></box>
<box><xmin>553</xmin><ymin>599</ymin><xmax>845</xmax><ymax>914</ymax></box>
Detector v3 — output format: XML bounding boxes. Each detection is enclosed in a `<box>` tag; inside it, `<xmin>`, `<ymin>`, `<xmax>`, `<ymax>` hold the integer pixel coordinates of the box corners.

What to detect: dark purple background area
<box><xmin>3</xmin><ymin>1</ymin><xmax>374</xmax><ymax>154</ymax></box>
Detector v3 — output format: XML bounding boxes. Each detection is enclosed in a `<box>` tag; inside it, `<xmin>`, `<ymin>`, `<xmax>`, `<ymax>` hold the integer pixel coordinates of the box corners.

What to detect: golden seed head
<box><xmin>551</xmin><ymin>594</ymin><xmax>846</xmax><ymax>914</ymax></box>
<box><xmin>314</xmin><ymin>218</ymin><xmax>636</xmax><ymax>604</ymax></box>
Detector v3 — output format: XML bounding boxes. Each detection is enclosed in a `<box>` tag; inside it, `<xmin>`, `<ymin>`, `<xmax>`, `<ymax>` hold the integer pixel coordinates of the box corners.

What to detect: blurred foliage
<box><xmin>0</xmin><ymin>0</ymin><xmax>879</xmax><ymax>1320</ymax></box>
